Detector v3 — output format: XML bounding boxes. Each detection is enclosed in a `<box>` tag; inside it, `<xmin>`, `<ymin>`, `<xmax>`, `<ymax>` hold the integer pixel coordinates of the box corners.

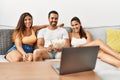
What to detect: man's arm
<box><xmin>33</xmin><ymin>23</ymin><xmax>64</xmax><ymax>32</ymax></box>
<box><xmin>37</xmin><ymin>38</ymin><xmax>54</xmax><ymax>52</ymax></box>
<box><xmin>37</xmin><ymin>38</ymin><xmax>44</xmax><ymax>49</ymax></box>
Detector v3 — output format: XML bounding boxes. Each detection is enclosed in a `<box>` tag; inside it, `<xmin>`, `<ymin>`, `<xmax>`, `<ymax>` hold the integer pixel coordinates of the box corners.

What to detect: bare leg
<box><xmin>6</xmin><ymin>50</ymin><xmax>23</xmax><ymax>62</ymax></box>
<box><xmin>98</xmin><ymin>51</ymin><xmax>120</xmax><ymax>69</ymax></box>
<box><xmin>33</xmin><ymin>48</ymin><xmax>50</xmax><ymax>61</ymax></box>
<box><xmin>84</xmin><ymin>39</ymin><xmax>120</xmax><ymax>60</ymax></box>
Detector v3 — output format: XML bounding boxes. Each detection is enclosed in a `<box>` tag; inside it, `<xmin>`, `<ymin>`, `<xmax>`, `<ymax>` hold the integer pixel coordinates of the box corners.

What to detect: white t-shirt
<box><xmin>37</xmin><ymin>27</ymin><xmax>69</xmax><ymax>47</ymax></box>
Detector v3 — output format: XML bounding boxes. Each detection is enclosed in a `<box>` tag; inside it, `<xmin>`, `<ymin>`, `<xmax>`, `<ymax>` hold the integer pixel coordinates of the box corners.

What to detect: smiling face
<box><xmin>24</xmin><ymin>15</ymin><xmax>32</xmax><ymax>28</ymax></box>
<box><xmin>48</xmin><ymin>13</ymin><xmax>58</xmax><ymax>27</ymax></box>
<box><xmin>71</xmin><ymin>20</ymin><xmax>81</xmax><ymax>33</ymax></box>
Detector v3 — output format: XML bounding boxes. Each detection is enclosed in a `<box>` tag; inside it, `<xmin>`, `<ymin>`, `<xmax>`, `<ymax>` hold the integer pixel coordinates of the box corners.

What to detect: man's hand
<box><xmin>54</xmin><ymin>48</ymin><xmax>62</xmax><ymax>52</ymax></box>
<box><xmin>46</xmin><ymin>45</ymin><xmax>54</xmax><ymax>52</ymax></box>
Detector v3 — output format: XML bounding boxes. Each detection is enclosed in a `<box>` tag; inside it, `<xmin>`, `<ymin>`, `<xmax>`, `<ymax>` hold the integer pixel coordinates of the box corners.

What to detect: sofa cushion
<box><xmin>0</xmin><ymin>29</ymin><xmax>13</xmax><ymax>55</ymax></box>
<box><xmin>106</xmin><ymin>28</ymin><xmax>120</xmax><ymax>53</ymax></box>
<box><xmin>85</xmin><ymin>27</ymin><xmax>106</xmax><ymax>42</ymax></box>
<box><xmin>84</xmin><ymin>25</ymin><xmax>120</xmax><ymax>42</ymax></box>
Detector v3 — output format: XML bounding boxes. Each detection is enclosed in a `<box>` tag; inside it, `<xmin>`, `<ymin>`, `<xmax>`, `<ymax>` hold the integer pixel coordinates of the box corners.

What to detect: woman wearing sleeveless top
<box><xmin>69</xmin><ymin>16</ymin><xmax>120</xmax><ymax>69</ymax></box>
<box><xmin>6</xmin><ymin>12</ymin><xmax>63</xmax><ymax>62</ymax></box>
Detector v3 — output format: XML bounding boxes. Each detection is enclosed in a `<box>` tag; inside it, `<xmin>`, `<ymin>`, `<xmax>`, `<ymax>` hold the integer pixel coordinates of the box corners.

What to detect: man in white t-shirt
<box><xmin>33</xmin><ymin>10</ymin><xmax>70</xmax><ymax>61</ymax></box>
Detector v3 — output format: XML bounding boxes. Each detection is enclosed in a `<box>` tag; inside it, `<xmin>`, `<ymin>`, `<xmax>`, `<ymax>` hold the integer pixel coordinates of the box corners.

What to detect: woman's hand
<box><xmin>23</xmin><ymin>54</ymin><xmax>29</xmax><ymax>62</ymax></box>
<box><xmin>23</xmin><ymin>54</ymin><xmax>33</xmax><ymax>62</ymax></box>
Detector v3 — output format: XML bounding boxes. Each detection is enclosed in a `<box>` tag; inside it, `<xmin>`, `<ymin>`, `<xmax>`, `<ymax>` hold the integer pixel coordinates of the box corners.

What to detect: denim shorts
<box><xmin>48</xmin><ymin>51</ymin><xmax>61</xmax><ymax>59</ymax></box>
<box><xmin>7</xmin><ymin>44</ymin><xmax>34</xmax><ymax>54</ymax></box>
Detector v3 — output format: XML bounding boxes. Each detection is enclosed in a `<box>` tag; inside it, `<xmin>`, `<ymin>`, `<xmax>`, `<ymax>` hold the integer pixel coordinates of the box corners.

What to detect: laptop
<box><xmin>52</xmin><ymin>46</ymin><xmax>99</xmax><ymax>75</ymax></box>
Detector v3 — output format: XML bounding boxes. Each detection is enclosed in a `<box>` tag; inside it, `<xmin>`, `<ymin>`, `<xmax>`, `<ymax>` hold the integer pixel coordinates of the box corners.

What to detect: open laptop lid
<box><xmin>59</xmin><ymin>46</ymin><xmax>99</xmax><ymax>75</ymax></box>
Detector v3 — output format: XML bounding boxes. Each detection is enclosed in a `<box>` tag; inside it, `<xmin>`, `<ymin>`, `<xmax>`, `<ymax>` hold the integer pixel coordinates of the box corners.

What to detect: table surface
<box><xmin>0</xmin><ymin>61</ymin><xmax>100</xmax><ymax>80</ymax></box>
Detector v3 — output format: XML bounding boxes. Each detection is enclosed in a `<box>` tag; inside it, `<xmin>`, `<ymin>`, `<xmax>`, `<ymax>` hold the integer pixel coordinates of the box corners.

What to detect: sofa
<box><xmin>0</xmin><ymin>25</ymin><xmax>120</xmax><ymax>80</ymax></box>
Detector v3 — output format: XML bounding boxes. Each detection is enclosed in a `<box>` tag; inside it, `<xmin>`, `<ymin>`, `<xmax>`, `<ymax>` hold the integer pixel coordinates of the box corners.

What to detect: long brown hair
<box><xmin>12</xmin><ymin>12</ymin><xmax>33</xmax><ymax>42</ymax></box>
<box><xmin>71</xmin><ymin>16</ymin><xmax>87</xmax><ymax>39</ymax></box>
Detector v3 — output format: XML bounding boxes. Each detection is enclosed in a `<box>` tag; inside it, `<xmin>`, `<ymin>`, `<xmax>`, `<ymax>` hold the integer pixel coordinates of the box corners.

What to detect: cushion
<box><xmin>0</xmin><ymin>29</ymin><xmax>13</xmax><ymax>55</ymax></box>
<box><xmin>106</xmin><ymin>28</ymin><xmax>120</xmax><ymax>53</ymax></box>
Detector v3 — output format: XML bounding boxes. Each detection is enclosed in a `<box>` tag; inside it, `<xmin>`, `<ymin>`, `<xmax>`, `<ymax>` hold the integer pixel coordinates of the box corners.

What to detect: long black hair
<box><xmin>71</xmin><ymin>16</ymin><xmax>87</xmax><ymax>39</ymax></box>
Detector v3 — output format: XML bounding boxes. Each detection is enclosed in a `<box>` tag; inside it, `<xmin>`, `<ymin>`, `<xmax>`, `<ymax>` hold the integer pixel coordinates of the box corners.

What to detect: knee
<box><xmin>33</xmin><ymin>49</ymin><xmax>41</xmax><ymax>56</ymax></box>
<box><xmin>12</xmin><ymin>56</ymin><xmax>23</xmax><ymax>62</ymax></box>
<box><xmin>96</xmin><ymin>38</ymin><xmax>103</xmax><ymax>43</ymax></box>
<box><xmin>33</xmin><ymin>49</ymin><xmax>44</xmax><ymax>61</ymax></box>
<box><xmin>6</xmin><ymin>55</ymin><xmax>22</xmax><ymax>62</ymax></box>
<box><xmin>33</xmin><ymin>48</ymin><xmax>46</xmax><ymax>55</ymax></box>
<box><xmin>33</xmin><ymin>49</ymin><xmax>43</xmax><ymax>59</ymax></box>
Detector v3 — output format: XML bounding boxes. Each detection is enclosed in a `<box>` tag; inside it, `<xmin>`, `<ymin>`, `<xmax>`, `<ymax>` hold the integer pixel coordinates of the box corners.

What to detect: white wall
<box><xmin>0</xmin><ymin>0</ymin><xmax>120</xmax><ymax>28</ymax></box>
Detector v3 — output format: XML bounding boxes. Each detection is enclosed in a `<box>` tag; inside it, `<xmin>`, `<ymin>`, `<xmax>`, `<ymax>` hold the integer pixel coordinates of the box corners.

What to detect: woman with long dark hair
<box><xmin>6</xmin><ymin>12</ymin><xmax>48</xmax><ymax>62</ymax></box>
<box><xmin>70</xmin><ymin>16</ymin><xmax>120</xmax><ymax>69</ymax></box>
